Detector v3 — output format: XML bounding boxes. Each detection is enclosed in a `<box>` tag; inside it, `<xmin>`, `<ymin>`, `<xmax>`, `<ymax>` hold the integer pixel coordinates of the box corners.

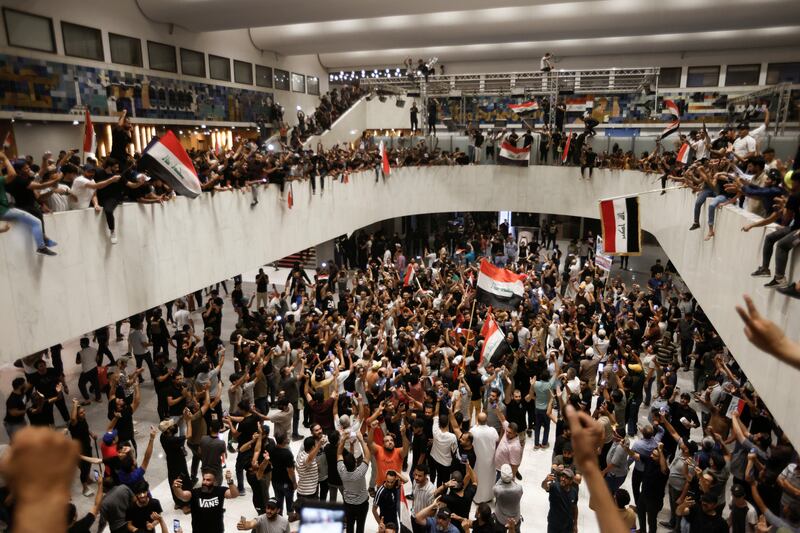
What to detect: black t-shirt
<box><xmin>466</xmin><ymin>372</ymin><xmax>483</xmax><ymax>398</ymax></box>
<box><xmin>269</xmin><ymin>446</ymin><xmax>295</xmax><ymax>484</ymax></box>
<box><xmin>686</xmin><ymin>505</ymin><xmax>728</xmax><ymax>533</ymax></box>
<box><xmin>547</xmin><ymin>481</ymin><xmax>578</xmax><ymax>529</ymax></box>
<box><xmin>237</xmin><ymin>415</ymin><xmax>260</xmax><ymax>451</ymax></box>
<box><xmin>161</xmin><ymin>433</ymin><xmax>188</xmax><ymax>475</ymax></box>
<box><xmin>4</xmin><ymin>392</ymin><xmax>26</xmax><ymax>424</ymax></box>
<box><xmin>168</xmin><ymin>385</ymin><xmax>186</xmax><ymax>416</ymax></box>
<box><xmin>256</xmin><ymin>274</ymin><xmax>269</xmax><ymax>293</ymax></box>
<box><xmin>190</xmin><ymin>486</ymin><xmax>227</xmax><ymax>533</ymax></box>
<box><xmin>29</xmin><ymin>368</ymin><xmax>59</xmax><ymax>397</ymax></box>
<box><xmin>6</xmin><ymin>174</ymin><xmax>36</xmax><ymax>207</ymax></box>
<box><xmin>126</xmin><ymin>498</ymin><xmax>163</xmax><ymax>530</ymax></box>
<box><xmin>108</xmin><ymin>401</ymin><xmax>134</xmax><ymax>442</ymax></box>
<box><xmin>94</xmin><ymin>168</ymin><xmax>124</xmax><ymax>202</ymax></box>
<box><xmin>69</xmin><ymin>417</ymin><xmax>92</xmax><ymax>452</ymax></box>
<box><xmin>442</xmin><ymin>484</ymin><xmax>477</xmax><ymax>531</ymax></box>
<box><xmin>111</xmin><ymin>127</ymin><xmax>132</xmax><ymax>162</ymax></box>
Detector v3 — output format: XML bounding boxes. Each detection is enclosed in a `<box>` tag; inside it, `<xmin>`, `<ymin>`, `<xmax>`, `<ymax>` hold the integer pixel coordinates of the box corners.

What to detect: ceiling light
<box><xmin>201</xmin><ymin>124</ymin><xmax>207</xmax><ymax>129</ymax></box>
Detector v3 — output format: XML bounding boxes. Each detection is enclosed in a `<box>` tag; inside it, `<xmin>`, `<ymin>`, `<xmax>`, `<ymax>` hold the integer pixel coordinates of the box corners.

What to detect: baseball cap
<box><xmin>731</xmin><ymin>484</ymin><xmax>746</xmax><ymax>498</ymax></box>
<box><xmin>266</xmin><ymin>498</ymin><xmax>280</xmax><ymax>509</ymax></box>
<box><xmin>102</xmin><ymin>430</ymin><xmax>118</xmax><ymax>445</ymax></box>
<box><xmin>436</xmin><ymin>509</ymin><xmax>451</xmax><ymax>520</ymax></box>
<box><xmin>82</xmin><ymin>163</ymin><xmax>96</xmax><ymax>172</ymax></box>
<box><xmin>560</xmin><ymin>468</ymin><xmax>575</xmax><ymax>479</ymax></box>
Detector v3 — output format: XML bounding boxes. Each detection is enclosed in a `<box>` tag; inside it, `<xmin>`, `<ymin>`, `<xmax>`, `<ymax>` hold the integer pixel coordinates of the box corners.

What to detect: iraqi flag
<box><xmin>561</xmin><ymin>135</ymin><xmax>572</xmax><ymax>163</ymax></box>
<box><xmin>403</xmin><ymin>264</ymin><xmax>415</xmax><ymax>287</ymax></box>
<box><xmin>476</xmin><ymin>259</ymin><xmax>526</xmax><ymax>310</ymax></box>
<box><xmin>659</xmin><ymin>99</ymin><xmax>681</xmax><ymax>140</ymax></box>
<box><xmin>509</xmin><ymin>100</ymin><xmax>539</xmax><ymax>114</ymax></box>
<box><xmin>480</xmin><ymin>311</ymin><xmax>510</xmax><ymax>365</ymax></box>
<box><xmin>288</xmin><ymin>183</ymin><xmax>294</xmax><ymax>209</ymax></box>
<box><xmin>399</xmin><ymin>489</ymin><xmax>413</xmax><ymax>533</ymax></box>
<box><xmin>82</xmin><ymin>109</ymin><xmax>97</xmax><ymax>158</ymax></box>
<box><xmin>380</xmin><ymin>140</ymin><xmax>391</xmax><ymax>177</ymax></box>
<box><xmin>498</xmin><ymin>140</ymin><xmax>531</xmax><ymax>167</ymax></box>
<box><xmin>676</xmin><ymin>143</ymin><xmax>691</xmax><ymax>165</ymax></box>
<box><xmin>599</xmin><ymin>197</ymin><xmax>641</xmax><ymax>255</ymax></box>
<box><xmin>139</xmin><ymin>131</ymin><xmax>201</xmax><ymax>198</ymax></box>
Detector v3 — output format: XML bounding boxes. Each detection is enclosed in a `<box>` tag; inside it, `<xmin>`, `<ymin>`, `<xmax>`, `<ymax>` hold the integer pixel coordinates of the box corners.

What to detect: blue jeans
<box><xmin>1</xmin><ymin>208</ymin><xmax>45</xmax><ymax>248</ymax></box>
<box><xmin>272</xmin><ymin>480</ymin><xmax>295</xmax><ymax>515</ymax></box>
<box><xmin>534</xmin><ymin>408</ymin><xmax>550</xmax><ymax>446</ymax></box>
<box><xmin>707</xmin><ymin>194</ymin><xmax>728</xmax><ymax>227</ymax></box>
<box><xmin>692</xmin><ymin>189</ymin><xmax>715</xmax><ymax>224</ymax></box>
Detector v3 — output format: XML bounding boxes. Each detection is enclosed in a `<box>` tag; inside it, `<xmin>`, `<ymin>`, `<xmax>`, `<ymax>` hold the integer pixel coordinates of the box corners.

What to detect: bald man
<box><xmin>471</xmin><ymin>412</ymin><xmax>500</xmax><ymax>503</ymax></box>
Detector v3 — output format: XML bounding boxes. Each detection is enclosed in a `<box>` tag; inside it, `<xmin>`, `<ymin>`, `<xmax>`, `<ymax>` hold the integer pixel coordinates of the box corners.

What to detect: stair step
<box><xmin>275</xmin><ymin>247</ymin><xmax>317</xmax><ymax>268</ymax></box>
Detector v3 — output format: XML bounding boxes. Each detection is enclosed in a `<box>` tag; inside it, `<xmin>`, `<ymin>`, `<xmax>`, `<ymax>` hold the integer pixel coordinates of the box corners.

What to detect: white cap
<box><xmin>598</xmin><ymin>329</ymin><xmax>606</xmax><ymax>337</ymax></box>
<box><xmin>585</xmin><ymin>347</ymin><xmax>594</xmax><ymax>357</ymax></box>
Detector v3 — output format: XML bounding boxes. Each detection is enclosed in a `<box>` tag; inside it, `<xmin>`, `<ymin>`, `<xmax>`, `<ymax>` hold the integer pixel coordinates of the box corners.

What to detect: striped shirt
<box><xmin>296</xmin><ymin>450</ymin><xmax>319</xmax><ymax>496</ymax></box>
<box><xmin>656</xmin><ymin>340</ymin><xmax>676</xmax><ymax>367</ymax></box>
<box><xmin>337</xmin><ymin>461</ymin><xmax>369</xmax><ymax>505</ymax></box>
<box><xmin>411</xmin><ymin>479</ymin><xmax>435</xmax><ymax>516</ymax></box>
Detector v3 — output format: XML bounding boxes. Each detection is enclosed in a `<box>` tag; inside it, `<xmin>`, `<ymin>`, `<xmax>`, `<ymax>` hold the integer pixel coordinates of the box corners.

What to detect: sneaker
<box><xmin>238</xmin><ymin>488</ymin><xmax>246</xmax><ymax>496</ymax></box>
<box><xmin>110</xmin><ymin>232</ymin><xmax>118</xmax><ymax>244</ymax></box>
<box><xmin>44</xmin><ymin>238</ymin><xmax>58</xmax><ymax>247</ymax></box>
<box><xmin>689</xmin><ymin>223</ymin><xmax>700</xmax><ymax>231</ymax></box>
<box><xmin>36</xmin><ymin>246</ymin><xmax>57</xmax><ymax>256</ymax></box>
<box><xmin>82</xmin><ymin>487</ymin><xmax>95</xmax><ymax>497</ymax></box>
<box><xmin>765</xmin><ymin>277</ymin><xmax>787</xmax><ymax>289</ymax></box>
<box><xmin>777</xmin><ymin>283</ymin><xmax>800</xmax><ymax>299</ymax></box>
<box><xmin>751</xmin><ymin>266</ymin><xmax>771</xmax><ymax>277</ymax></box>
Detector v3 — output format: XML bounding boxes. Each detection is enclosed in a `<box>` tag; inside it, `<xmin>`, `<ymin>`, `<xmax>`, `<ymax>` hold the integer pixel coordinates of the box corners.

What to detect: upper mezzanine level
<box><xmin>1</xmin><ymin>165</ymin><xmax>799</xmax><ymax>442</ymax></box>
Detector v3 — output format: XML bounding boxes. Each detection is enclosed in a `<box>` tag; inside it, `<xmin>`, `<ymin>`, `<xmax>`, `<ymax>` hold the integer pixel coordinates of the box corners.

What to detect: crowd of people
<box><xmin>1</xmin><ymin>207</ymin><xmax>799</xmax><ymax>533</ymax></box>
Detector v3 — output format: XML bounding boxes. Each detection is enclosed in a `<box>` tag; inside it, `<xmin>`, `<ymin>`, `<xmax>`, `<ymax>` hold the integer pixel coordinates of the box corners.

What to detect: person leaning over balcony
<box><xmin>760</xmin><ymin>170</ymin><xmax>800</xmax><ymax>289</ymax></box>
<box><xmin>0</xmin><ymin>152</ymin><xmax>57</xmax><ymax>255</ymax></box>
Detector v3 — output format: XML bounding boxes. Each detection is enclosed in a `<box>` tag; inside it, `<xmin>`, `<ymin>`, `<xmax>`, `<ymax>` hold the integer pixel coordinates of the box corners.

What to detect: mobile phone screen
<box><xmin>298</xmin><ymin>503</ymin><xmax>346</xmax><ymax>533</ymax></box>
<box><xmin>173</xmin><ymin>519</ymin><xmax>180</xmax><ymax>533</ymax></box>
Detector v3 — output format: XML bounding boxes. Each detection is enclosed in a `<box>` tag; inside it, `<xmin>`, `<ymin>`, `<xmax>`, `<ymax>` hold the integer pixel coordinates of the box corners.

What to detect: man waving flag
<box><xmin>660</xmin><ymin>99</ymin><xmax>681</xmax><ymax>140</ymax></box>
<box><xmin>480</xmin><ymin>309</ymin><xmax>510</xmax><ymax>365</ymax></box>
<box><xmin>476</xmin><ymin>259</ymin><xmax>526</xmax><ymax>310</ymax></box>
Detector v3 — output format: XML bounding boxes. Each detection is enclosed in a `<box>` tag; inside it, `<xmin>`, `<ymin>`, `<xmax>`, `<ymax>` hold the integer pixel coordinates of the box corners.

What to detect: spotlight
<box><xmin>201</xmin><ymin>124</ymin><xmax>207</xmax><ymax>129</ymax></box>
<box><xmin>296</xmin><ymin>105</ymin><xmax>302</xmax><ymax>111</ymax></box>
<box><xmin>267</xmin><ymin>144</ymin><xmax>274</xmax><ymax>150</ymax></box>
<box><xmin>72</xmin><ymin>120</ymin><xmax>79</xmax><ymax>125</ymax></box>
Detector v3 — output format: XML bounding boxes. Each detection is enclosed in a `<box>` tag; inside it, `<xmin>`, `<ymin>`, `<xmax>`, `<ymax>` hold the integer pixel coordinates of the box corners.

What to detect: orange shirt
<box><xmin>373</xmin><ymin>444</ymin><xmax>403</xmax><ymax>487</ymax></box>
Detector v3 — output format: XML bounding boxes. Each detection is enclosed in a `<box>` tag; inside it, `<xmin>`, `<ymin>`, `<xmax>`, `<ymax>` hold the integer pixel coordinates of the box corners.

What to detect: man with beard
<box><xmin>172</xmin><ymin>467</ymin><xmax>239</xmax><ymax>533</ymax></box>
<box><xmin>368</xmin><ymin>420</ymin><xmax>410</xmax><ymax>489</ymax></box>
<box><xmin>237</xmin><ymin>498</ymin><xmax>291</xmax><ymax>533</ymax></box>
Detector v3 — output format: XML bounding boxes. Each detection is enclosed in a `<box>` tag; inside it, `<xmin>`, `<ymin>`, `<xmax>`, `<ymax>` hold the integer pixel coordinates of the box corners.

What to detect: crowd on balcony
<box><xmin>3</xmin><ymin>208</ymin><xmax>800</xmax><ymax>533</ymax></box>
<box><xmin>0</xmin><ymin>107</ymin><xmax>798</xmax><ymax>306</ymax></box>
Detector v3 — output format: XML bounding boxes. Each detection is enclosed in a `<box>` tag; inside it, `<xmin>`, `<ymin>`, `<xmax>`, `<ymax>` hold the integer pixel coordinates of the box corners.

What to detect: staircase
<box><xmin>274</xmin><ymin>247</ymin><xmax>317</xmax><ymax>269</ymax></box>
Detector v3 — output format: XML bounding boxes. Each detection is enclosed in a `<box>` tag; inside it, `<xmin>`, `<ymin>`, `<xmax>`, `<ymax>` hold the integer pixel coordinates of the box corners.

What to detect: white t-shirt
<box><xmin>732</xmin><ymin>135</ymin><xmax>756</xmax><ymax>159</ymax></box>
<box><xmin>174</xmin><ymin>309</ymin><xmax>191</xmax><ymax>330</ymax></box>
<box><xmin>45</xmin><ymin>184</ymin><xmax>71</xmax><ymax>212</ymax></box>
<box><xmin>69</xmin><ymin>176</ymin><xmax>95</xmax><ymax>210</ymax></box>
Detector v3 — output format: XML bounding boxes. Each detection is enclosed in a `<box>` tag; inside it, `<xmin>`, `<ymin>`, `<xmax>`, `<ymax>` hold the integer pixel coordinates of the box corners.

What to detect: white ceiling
<box><xmin>138</xmin><ymin>0</ymin><xmax>800</xmax><ymax>68</ymax></box>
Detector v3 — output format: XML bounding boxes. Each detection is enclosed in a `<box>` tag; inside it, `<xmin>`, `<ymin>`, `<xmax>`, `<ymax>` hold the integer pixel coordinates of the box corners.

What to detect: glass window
<box><xmin>147</xmin><ymin>41</ymin><xmax>177</xmax><ymax>73</ymax></box>
<box><xmin>180</xmin><ymin>48</ymin><xmax>205</xmax><ymax>77</ymax></box>
<box><xmin>61</xmin><ymin>21</ymin><xmax>103</xmax><ymax>61</ymax></box>
<box><xmin>274</xmin><ymin>69</ymin><xmax>290</xmax><ymax>91</ymax></box>
<box><xmin>291</xmin><ymin>72</ymin><xmax>305</xmax><ymax>93</ymax></box>
<box><xmin>255</xmin><ymin>65</ymin><xmax>273</xmax><ymax>88</ymax></box>
<box><xmin>234</xmin><ymin>60</ymin><xmax>253</xmax><ymax>84</ymax></box>
<box><xmin>109</xmin><ymin>33</ymin><xmax>142</xmax><ymax>67</ymax></box>
<box><xmin>3</xmin><ymin>8</ymin><xmax>55</xmax><ymax>52</ymax></box>
<box><xmin>766</xmin><ymin>62</ymin><xmax>800</xmax><ymax>84</ymax></box>
<box><xmin>725</xmin><ymin>64</ymin><xmax>760</xmax><ymax>86</ymax></box>
<box><xmin>209</xmin><ymin>55</ymin><xmax>230</xmax><ymax>81</ymax></box>
<box><xmin>307</xmin><ymin>76</ymin><xmax>320</xmax><ymax>95</ymax></box>
<box><xmin>686</xmin><ymin>66</ymin><xmax>720</xmax><ymax>87</ymax></box>
<box><xmin>658</xmin><ymin>67</ymin><xmax>681</xmax><ymax>88</ymax></box>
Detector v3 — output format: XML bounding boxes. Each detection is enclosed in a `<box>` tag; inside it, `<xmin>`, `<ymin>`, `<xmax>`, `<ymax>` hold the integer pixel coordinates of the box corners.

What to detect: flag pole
<box><xmin>599</xmin><ymin>185</ymin><xmax>684</xmax><ymax>202</ymax></box>
<box><xmin>81</xmin><ymin>115</ymin><xmax>87</xmax><ymax>165</ymax></box>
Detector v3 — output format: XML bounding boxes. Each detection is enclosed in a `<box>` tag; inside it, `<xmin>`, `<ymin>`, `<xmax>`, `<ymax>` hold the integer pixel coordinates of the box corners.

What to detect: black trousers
<box><xmin>134</xmin><ymin>351</ymin><xmax>156</xmax><ymax>381</ymax></box>
<box><xmin>100</xmin><ymin>196</ymin><xmax>122</xmax><ymax>231</ymax></box>
<box><xmin>344</xmin><ymin>500</ymin><xmax>369</xmax><ymax>533</ymax></box>
<box><xmin>78</xmin><ymin>368</ymin><xmax>101</xmax><ymax>401</ymax></box>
